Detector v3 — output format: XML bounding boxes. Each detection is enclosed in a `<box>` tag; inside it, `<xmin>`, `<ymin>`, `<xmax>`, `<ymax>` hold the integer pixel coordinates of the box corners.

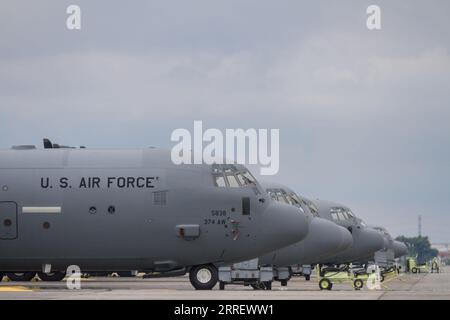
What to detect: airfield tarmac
<box><xmin>0</xmin><ymin>267</ymin><xmax>449</xmax><ymax>300</ymax></box>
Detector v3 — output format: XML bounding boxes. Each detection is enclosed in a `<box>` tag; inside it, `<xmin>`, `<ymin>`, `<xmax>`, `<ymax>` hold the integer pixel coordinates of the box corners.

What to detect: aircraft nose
<box><xmin>393</xmin><ymin>241</ymin><xmax>408</xmax><ymax>258</ymax></box>
<box><xmin>360</xmin><ymin>227</ymin><xmax>385</xmax><ymax>253</ymax></box>
<box><xmin>309</xmin><ymin>218</ymin><xmax>353</xmax><ymax>257</ymax></box>
<box><xmin>336</xmin><ymin>225</ymin><xmax>353</xmax><ymax>252</ymax></box>
<box><xmin>261</xmin><ymin>202</ymin><xmax>309</xmax><ymax>250</ymax></box>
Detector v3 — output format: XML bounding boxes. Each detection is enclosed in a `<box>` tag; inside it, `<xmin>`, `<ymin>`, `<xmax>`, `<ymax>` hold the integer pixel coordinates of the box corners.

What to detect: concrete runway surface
<box><xmin>0</xmin><ymin>267</ymin><xmax>449</xmax><ymax>300</ymax></box>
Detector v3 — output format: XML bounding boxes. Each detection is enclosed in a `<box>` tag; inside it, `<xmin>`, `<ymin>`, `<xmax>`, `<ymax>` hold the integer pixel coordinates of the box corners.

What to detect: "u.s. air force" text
<box><xmin>40</xmin><ymin>177</ymin><xmax>155</xmax><ymax>189</ymax></box>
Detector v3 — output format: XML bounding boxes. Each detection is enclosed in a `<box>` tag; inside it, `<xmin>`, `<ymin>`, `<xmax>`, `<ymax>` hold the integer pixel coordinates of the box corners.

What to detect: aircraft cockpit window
<box><xmin>331</xmin><ymin>207</ymin><xmax>350</xmax><ymax>221</ymax></box>
<box><xmin>241</xmin><ymin>171</ymin><xmax>256</xmax><ymax>185</ymax></box>
<box><xmin>302</xmin><ymin>199</ymin><xmax>319</xmax><ymax>217</ymax></box>
<box><xmin>214</xmin><ymin>175</ymin><xmax>227</xmax><ymax>187</ymax></box>
<box><xmin>212</xmin><ymin>165</ymin><xmax>257</xmax><ymax>188</ymax></box>
<box><xmin>287</xmin><ymin>194</ymin><xmax>300</xmax><ymax>206</ymax></box>
<box><xmin>267</xmin><ymin>190</ymin><xmax>278</xmax><ymax>201</ymax></box>
<box><xmin>236</xmin><ymin>174</ymin><xmax>246</xmax><ymax>186</ymax></box>
<box><xmin>266</xmin><ymin>188</ymin><xmax>305</xmax><ymax>213</ymax></box>
<box><xmin>226</xmin><ymin>175</ymin><xmax>240</xmax><ymax>188</ymax></box>
<box><xmin>381</xmin><ymin>227</ymin><xmax>389</xmax><ymax>236</ymax></box>
<box><xmin>266</xmin><ymin>189</ymin><xmax>288</xmax><ymax>203</ymax></box>
<box><xmin>346</xmin><ymin>210</ymin><xmax>354</xmax><ymax>218</ymax></box>
<box><xmin>290</xmin><ymin>193</ymin><xmax>301</xmax><ymax>204</ymax></box>
<box><xmin>374</xmin><ymin>226</ymin><xmax>389</xmax><ymax>236</ymax></box>
<box><xmin>276</xmin><ymin>191</ymin><xmax>289</xmax><ymax>204</ymax></box>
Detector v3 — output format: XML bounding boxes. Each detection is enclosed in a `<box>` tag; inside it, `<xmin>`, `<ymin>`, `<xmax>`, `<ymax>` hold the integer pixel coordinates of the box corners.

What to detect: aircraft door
<box><xmin>227</xmin><ymin>196</ymin><xmax>252</xmax><ymax>240</ymax></box>
<box><xmin>0</xmin><ymin>202</ymin><xmax>18</xmax><ymax>239</ymax></box>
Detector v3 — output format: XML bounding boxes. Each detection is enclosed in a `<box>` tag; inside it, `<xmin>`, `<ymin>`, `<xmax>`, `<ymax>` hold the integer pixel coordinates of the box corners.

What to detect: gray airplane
<box><xmin>258</xmin><ymin>182</ymin><xmax>353</xmax><ymax>271</ymax></box>
<box><xmin>368</xmin><ymin>226</ymin><xmax>408</xmax><ymax>266</ymax></box>
<box><xmin>134</xmin><ymin>181</ymin><xmax>353</xmax><ymax>289</ymax></box>
<box><xmin>312</xmin><ymin>200</ymin><xmax>385</xmax><ymax>264</ymax></box>
<box><xmin>0</xmin><ymin>140</ymin><xmax>309</xmax><ymax>289</ymax></box>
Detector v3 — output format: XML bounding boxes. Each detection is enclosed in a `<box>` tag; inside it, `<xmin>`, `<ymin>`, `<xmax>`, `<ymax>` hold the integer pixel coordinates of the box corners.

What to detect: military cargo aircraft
<box><xmin>105</xmin><ymin>182</ymin><xmax>353</xmax><ymax>289</ymax></box>
<box><xmin>256</xmin><ymin>183</ymin><xmax>383</xmax><ymax>267</ymax></box>
<box><xmin>0</xmin><ymin>139</ymin><xmax>309</xmax><ymax>289</ymax></box>
<box><xmin>368</xmin><ymin>226</ymin><xmax>408</xmax><ymax>266</ymax></box>
<box><xmin>312</xmin><ymin>200</ymin><xmax>385</xmax><ymax>264</ymax></box>
<box><xmin>258</xmin><ymin>182</ymin><xmax>353</xmax><ymax>269</ymax></box>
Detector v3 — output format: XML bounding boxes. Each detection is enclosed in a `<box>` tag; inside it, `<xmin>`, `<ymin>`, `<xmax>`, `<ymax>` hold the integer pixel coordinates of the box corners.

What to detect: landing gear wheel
<box><xmin>6</xmin><ymin>272</ymin><xmax>36</xmax><ymax>282</ymax></box>
<box><xmin>280</xmin><ymin>279</ymin><xmax>288</xmax><ymax>286</ymax></box>
<box><xmin>263</xmin><ymin>281</ymin><xmax>272</xmax><ymax>290</ymax></box>
<box><xmin>353</xmin><ymin>278</ymin><xmax>364</xmax><ymax>290</ymax></box>
<box><xmin>305</xmin><ymin>274</ymin><xmax>311</xmax><ymax>281</ymax></box>
<box><xmin>117</xmin><ymin>271</ymin><xmax>135</xmax><ymax>277</ymax></box>
<box><xmin>219</xmin><ymin>281</ymin><xmax>225</xmax><ymax>290</ymax></box>
<box><xmin>251</xmin><ymin>283</ymin><xmax>264</xmax><ymax>290</ymax></box>
<box><xmin>411</xmin><ymin>267</ymin><xmax>418</xmax><ymax>274</ymax></box>
<box><xmin>189</xmin><ymin>264</ymin><xmax>218</xmax><ymax>290</ymax></box>
<box><xmin>38</xmin><ymin>271</ymin><xmax>66</xmax><ymax>282</ymax></box>
<box><xmin>319</xmin><ymin>278</ymin><xmax>332</xmax><ymax>290</ymax></box>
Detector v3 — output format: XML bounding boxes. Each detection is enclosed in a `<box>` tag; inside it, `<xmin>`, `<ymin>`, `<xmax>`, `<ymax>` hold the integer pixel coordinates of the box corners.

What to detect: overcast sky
<box><xmin>1</xmin><ymin>1</ymin><xmax>449</xmax><ymax>242</ymax></box>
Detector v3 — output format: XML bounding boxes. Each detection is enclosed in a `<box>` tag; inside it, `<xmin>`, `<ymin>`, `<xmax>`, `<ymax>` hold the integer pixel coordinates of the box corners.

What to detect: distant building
<box><xmin>432</xmin><ymin>243</ymin><xmax>450</xmax><ymax>258</ymax></box>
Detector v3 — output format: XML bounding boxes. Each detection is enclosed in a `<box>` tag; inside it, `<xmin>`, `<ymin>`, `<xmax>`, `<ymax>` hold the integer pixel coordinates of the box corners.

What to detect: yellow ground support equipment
<box><xmin>379</xmin><ymin>265</ymin><xmax>399</xmax><ymax>282</ymax></box>
<box><xmin>316</xmin><ymin>265</ymin><xmax>369</xmax><ymax>291</ymax></box>
<box><xmin>406</xmin><ymin>257</ymin><xmax>429</xmax><ymax>273</ymax></box>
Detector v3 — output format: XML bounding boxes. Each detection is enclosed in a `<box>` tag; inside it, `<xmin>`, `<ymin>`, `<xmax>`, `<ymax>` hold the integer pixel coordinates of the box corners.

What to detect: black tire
<box><xmin>264</xmin><ymin>281</ymin><xmax>272</xmax><ymax>290</ymax></box>
<box><xmin>411</xmin><ymin>267</ymin><xmax>418</xmax><ymax>274</ymax></box>
<box><xmin>280</xmin><ymin>279</ymin><xmax>288</xmax><ymax>286</ymax></box>
<box><xmin>319</xmin><ymin>278</ymin><xmax>332</xmax><ymax>290</ymax></box>
<box><xmin>117</xmin><ymin>271</ymin><xmax>135</xmax><ymax>277</ymax></box>
<box><xmin>88</xmin><ymin>272</ymin><xmax>109</xmax><ymax>277</ymax></box>
<box><xmin>189</xmin><ymin>264</ymin><xmax>218</xmax><ymax>290</ymax></box>
<box><xmin>219</xmin><ymin>281</ymin><xmax>225</xmax><ymax>290</ymax></box>
<box><xmin>6</xmin><ymin>272</ymin><xmax>36</xmax><ymax>282</ymax></box>
<box><xmin>305</xmin><ymin>274</ymin><xmax>311</xmax><ymax>281</ymax></box>
<box><xmin>354</xmin><ymin>279</ymin><xmax>364</xmax><ymax>290</ymax></box>
<box><xmin>380</xmin><ymin>275</ymin><xmax>385</xmax><ymax>282</ymax></box>
<box><xmin>0</xmin><ymin>272</ymin><xmax>3</xmax><ymax>282</ymax></box>
<box><xmin>38</xmin><ymin>271</ymin><xmax>66</xmax><ymax>282</ymax></box>
<box><xmin>251</xmin><ymin>283</ymin><xmax>264</xmax><ymax>290</ymax></box>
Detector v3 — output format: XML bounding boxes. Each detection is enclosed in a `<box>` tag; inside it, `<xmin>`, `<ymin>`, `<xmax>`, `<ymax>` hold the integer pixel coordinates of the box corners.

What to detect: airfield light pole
<box><xmin>418</xmin><ymin>215</ymin><xmax>422</xmax><ymax>237</ymax></box>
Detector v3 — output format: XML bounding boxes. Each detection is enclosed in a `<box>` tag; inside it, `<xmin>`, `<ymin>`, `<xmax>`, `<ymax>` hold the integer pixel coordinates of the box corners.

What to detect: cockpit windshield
<box><xmin>266</xmin><ymin>189</ymin><xmax>289</xmax><ymax>204</ymax></box>
<box><xmin>212</xmin><ymin>164</ymin><xmax>257</xmax><ymax>188</ymax></box>
<box><xmin>330</xmin><ymin>207</ymin><xmax>355</xmax><ymax>222</ymax></box>
<box><xmin>266</xmin><ymin>188</ymin><xmax>309</xmax><ymax>214</ymax></box>
<box><xmin>301</xmin><ymin>198</ymin><xmax>319</xmax><ymax>217</ymax></box>
<box><xmin>374</xmin><ymin>226</ymin><xmax>390</xmax><ymax>236</ymax></box>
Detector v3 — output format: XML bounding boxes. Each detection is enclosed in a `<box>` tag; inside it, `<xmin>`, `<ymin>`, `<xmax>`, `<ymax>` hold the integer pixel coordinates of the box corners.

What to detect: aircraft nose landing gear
<box><xmin>189</xmin><ymin>264</ymin><xmax>218</xmax><ymax>290</ymax></box>
<box><xmin>5</xmin><ymin>272</ymin><xmax>36</xmax><ymax>282</ymax></box>
<box><xmin>38</xmin><ymin>271</ymin><xmax>66</xmax><ymax>282</ymax></box>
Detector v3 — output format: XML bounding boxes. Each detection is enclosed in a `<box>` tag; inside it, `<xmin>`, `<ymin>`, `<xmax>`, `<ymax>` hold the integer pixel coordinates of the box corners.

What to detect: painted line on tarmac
<box><xmin>0</xmin><ymin>286</ymin><xmax>34</xmax><ymax>292</ymax></box>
